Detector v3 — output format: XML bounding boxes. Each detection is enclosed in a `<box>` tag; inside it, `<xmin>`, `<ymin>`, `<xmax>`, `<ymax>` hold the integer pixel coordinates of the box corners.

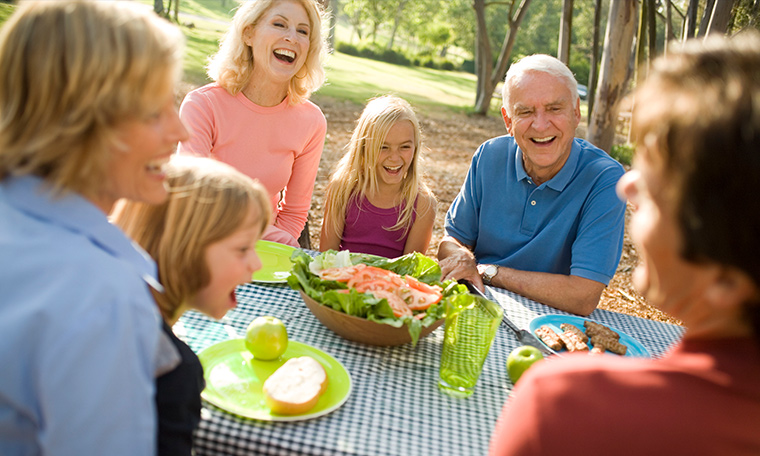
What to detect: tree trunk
<box><xmin>473</xmin><ymin>0</ymin><xmax>492</xmax><ymax>111</ymax></box>
<box><xmin>153</xmin><ymin>0</ymin><xmax>164</xmax><ymax>15</ymax></box>
<box><xmin>558</xmin><ymin>0</ymin><xmax>574</xmax><ymax>64</ymax></box>
<box><xmin>172</xmin><ymin>0</ymin><xmax>180</xmax><ymax>23</ymax></box>
<box><xmin>683</xmin><ymin>0</ymin><xmax>699</xmax><ymax>40</ymax></box>
<box><xmin>705</xmin><ymin>0</ymin><xmax>736</xmax><ymax>35</ymax></box>
<box><xmin>698</xmin><ymin>0</ymin><xmax>717</xmax><ymax>36</ymax></box>
<box><xmin>387</xmin><ymin>0</ymin><xmax>410</xmax><ymax>50</ymax></box>
<box><xmin>664</xmin><ymin>0</ymin><xmax>673</xmax><ymax>55</ymax></box>
<box><xmin>647</xmin><ymin>0</ymin><xmax>656</xmax><ymax>58</ymax></box>
<box><xmin>587</xmin><ymin>0</ymin><xmax>637</xmax><ymax>153</ymax></box>
<box><xmin>588</xmin><ymin>0</ymin><xmax>603</xmax><ymax>124</ymax></box>
<box><xmin>635</xmin><ymin>0</ymin><xmax>647</xmax><ymax>84</ymax></box>
<box><xmin>473</xmin><ymin>0</ymin><xmax>534</xmax><ymax>115</ymax></box>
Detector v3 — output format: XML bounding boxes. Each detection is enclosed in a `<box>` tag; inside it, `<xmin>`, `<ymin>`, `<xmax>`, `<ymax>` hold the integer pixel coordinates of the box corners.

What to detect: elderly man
<box><xmin>438</xmin><ymin>54</ymin><xmax>625</xmax><ymax>316</ymax></box>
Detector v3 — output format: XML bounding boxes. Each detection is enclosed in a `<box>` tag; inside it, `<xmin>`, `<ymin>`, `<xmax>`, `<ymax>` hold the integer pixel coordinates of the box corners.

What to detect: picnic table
<box><xmin>177</xmin><ymin>276</ymin><xmax>684</xmax><ymax>456</ymax></box>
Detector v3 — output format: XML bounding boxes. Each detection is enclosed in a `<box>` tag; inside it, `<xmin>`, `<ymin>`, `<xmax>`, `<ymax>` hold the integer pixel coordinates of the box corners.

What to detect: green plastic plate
<box><xmin>198</xmin><ymin>339</ymin><xmax>352</xmax><ymax>421</ymax></box>
<box><xmin>251</xmin><ymin>240</ymin><xmax>297</xmax><ymax>283</ymax></box>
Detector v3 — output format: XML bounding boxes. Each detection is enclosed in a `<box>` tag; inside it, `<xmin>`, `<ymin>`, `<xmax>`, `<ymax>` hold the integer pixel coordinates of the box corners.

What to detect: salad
<box><xmin>287</xmin><ymin>250</ymin><xmax>469</xmax><ymax>346</ymax></box>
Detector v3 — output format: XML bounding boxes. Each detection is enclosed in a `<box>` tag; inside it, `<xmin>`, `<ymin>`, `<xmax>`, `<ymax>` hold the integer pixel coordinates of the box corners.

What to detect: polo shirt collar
<box><xmin>515</xmin><ymin>138</ymin><xmax>580</xmax><ymax>192</ymax></box>
<box><xmin>3</xmin><ymin>175</ymin><xmax>159</xmax><ymax>285</ymax></box>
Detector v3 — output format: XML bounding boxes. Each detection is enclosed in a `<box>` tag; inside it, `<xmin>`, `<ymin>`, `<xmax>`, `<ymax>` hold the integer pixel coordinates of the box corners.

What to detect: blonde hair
<box><xmin>0</xmin><ymin>0</ymin><xmax>184</xmax><ymax>198</ymax></box>
<box><xmin>324</xmin><ymin>95</ymin><xmax>433</xmax><ymax>239</ymax></box>
<box><xmin>207</xmin><ymin>0</ymin><xmax>327</xmax><ymax>105</ymax></box>
<box><xmin>113</xmin><ymin>156</ymin><xmax>270</xmax><ymax>322</ymax></box>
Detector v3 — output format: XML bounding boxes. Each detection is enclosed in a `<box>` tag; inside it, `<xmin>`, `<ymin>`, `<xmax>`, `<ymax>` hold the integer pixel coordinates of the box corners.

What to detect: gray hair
<box><xmin>502</xmin><ymin>54</ymin><xmax>578</xmax><ymax>111</ymax></box>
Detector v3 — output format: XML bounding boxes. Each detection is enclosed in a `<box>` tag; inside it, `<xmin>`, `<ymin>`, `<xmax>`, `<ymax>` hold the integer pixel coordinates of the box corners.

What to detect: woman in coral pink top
<box><xmin>178</xmin><ymin>0</ymin><xmax>327</xmax><ymax>247</ymax></box>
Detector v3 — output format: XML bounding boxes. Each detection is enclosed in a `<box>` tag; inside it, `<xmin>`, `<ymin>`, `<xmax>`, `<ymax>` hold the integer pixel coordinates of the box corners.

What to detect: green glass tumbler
<box><xmin>438</xmin><ymin>293</ymin><xmax>503</xmax><ymax>397</ymax></box>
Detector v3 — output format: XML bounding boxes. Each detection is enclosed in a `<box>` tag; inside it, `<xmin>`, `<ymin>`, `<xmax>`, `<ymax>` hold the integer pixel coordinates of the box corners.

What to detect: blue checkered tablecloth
<box><xmin>178</xmin><ymin>280</ymin><xmax>685</xmax><ymax>456</ymax></box>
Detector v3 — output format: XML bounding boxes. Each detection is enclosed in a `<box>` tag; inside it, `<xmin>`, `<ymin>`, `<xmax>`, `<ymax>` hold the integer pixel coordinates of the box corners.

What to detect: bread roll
<box><xmin>263</xmin><ymin>356</ymin><xmax>328</xmax><ymax>415</ymax></box>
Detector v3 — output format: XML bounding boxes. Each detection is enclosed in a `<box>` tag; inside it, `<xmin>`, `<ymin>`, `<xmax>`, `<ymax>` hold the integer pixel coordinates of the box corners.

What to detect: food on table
<box><xmin>558</xmin><ymin>329</ymin><xmax>589</xmax><ymax>352</ymax></box>
<box><xmin>535</xmin><ymin>325</ymin><xmax>564</xmax><ymax>351</ymax></box>
<box><xmin>289</xmin><ymin>250</ymin><xmax>465</xmax><ymax>346</ymax></box>
<box><xmin>584</xmin><ymin>320</ymin><xmax>620</xmax><ymax>340</ymax></box>
<box><xmin>263</xmin><ymin>356</ymin><xmax>328</xmax><ymax>415</ymax></box>
<box><xmin>583</xmin><ymin>320</ymin><xmax>627</xmax><ymax>355</ymax></box>
<box><xmin>560</xmin><ymin>323</ymin><xmax>588</xmax><ymax>343</ymax></box>
<box><xmin>245</xmin><ymin>316</ymin><xmax>289</xmax><ymax>361</ymax></box>
<box><xmin>534</xmin><ymin>320</ymin><xmax>628</xmax><ymax>355</ymax></box>
<box><xmin>588</xmin><ymin>333</ymin><xmax>628</xmax><ymax>355</ymax></box>
<box><xmin>321</xmin><ymin>264</ymin><xmax>443</xmax><ymax>318</ymax></box>
<box><xmin>506</xmin><ymin>345</ymin><xmax>544</xmax><ymax>384</ymax></box>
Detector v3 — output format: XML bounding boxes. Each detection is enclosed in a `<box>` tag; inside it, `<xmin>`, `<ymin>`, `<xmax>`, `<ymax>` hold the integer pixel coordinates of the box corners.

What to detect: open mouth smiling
<box><xmin>274</xmin><ymin>49</ymin><xmax>296</xmax><ymax>63</ymax></box>
<box><xmin>383</xmin><ymin>165</ymin><xmax>403</xmax><ymax>175</ymax></box>
<box><xmin>531</xmin><ymin>136</ymin><xmax>556</xmax><ymax>145</ymax></box>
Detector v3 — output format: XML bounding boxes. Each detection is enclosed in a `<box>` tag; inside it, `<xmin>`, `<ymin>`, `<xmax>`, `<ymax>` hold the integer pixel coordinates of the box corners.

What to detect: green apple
<box><xmin>245</xmin><ymin>316</ymin><xmax>288</xmax><ymax>361</ymax></box>
<box><xmin>506</xmin><ymin>345</ymin><xmax>544</xmax><ymax>385</ymax></box>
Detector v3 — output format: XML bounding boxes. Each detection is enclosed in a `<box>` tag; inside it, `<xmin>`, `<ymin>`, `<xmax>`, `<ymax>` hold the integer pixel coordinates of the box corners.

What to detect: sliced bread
<box><xmin>263</xmin><ymin>356</ymin><xmax>328</xmax><ymax>415</ymax></box>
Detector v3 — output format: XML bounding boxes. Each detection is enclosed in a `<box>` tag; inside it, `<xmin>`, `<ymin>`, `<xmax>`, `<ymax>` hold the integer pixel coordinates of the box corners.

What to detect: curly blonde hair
<box><xmin>207</xmin><ymin>0</ymin><xmax>328</xmax><ymax>105</ymax></box>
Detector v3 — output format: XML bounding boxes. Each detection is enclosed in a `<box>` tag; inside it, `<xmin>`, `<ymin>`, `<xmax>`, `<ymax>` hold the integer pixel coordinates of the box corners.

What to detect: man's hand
<box><xmin>437</xmin><ymin>236</ymin><xmax>484</xmax><ymax>290</ymax></box>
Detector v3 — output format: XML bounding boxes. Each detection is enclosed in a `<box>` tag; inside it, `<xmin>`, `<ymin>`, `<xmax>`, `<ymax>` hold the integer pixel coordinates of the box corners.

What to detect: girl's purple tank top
<box><xmin>339</xmin><ymin>195</ymin><xmax>416</xmax><ymax>259</ymax></box>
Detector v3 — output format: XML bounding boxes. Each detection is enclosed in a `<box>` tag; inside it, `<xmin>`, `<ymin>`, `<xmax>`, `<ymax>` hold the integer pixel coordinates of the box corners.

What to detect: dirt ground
<box><xmin>308</xmin><ymin>95</ymin><xmax>682</xmax><ymax>326</ymax></box>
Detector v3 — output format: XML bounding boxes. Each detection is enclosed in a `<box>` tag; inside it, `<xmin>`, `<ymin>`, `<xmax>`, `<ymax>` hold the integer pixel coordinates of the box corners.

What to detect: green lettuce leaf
<box><xmin>287</xmin><ymin>250</ymin><xmax>467</xmax><ymax>347</ymax></box>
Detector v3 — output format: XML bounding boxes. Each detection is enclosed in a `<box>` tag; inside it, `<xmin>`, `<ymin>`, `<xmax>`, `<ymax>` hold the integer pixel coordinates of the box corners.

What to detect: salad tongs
<box><xmin>459</xmin><ymin>280</ymin><xmax>557</xmax><ymax>357</ymax></box>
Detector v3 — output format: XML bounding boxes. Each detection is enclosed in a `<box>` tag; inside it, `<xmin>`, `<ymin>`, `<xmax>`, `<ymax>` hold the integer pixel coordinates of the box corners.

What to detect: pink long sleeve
<box><xmin>177</xmin><ymin>83</ymin><xmax>326</xmax><ymax>242</ymax></box>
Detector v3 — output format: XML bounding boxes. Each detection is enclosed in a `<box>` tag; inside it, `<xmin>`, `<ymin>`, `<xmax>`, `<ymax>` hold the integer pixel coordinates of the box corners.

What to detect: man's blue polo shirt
<box><xmin>445</xmin><ymin>135</ymin><xmax>626</xmax><ymax>285</ymax></box>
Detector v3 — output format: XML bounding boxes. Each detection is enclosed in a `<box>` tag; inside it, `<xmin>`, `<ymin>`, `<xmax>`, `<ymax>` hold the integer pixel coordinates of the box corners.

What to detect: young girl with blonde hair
<box><xmin>320</xmin><ymin>95</ymin><xmax>436</xmax><ymax>258</ymax></box>
<box><xmin>113</xmin><ymin>155</ymin><xmax>270</xmax><ymax>456</ymax></box>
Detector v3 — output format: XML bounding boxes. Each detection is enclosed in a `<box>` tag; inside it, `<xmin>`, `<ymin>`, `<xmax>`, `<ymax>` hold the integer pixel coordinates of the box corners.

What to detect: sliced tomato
<box><xmin>319</xmin><ymin>263</ymin><xmax>367</xmax><ymax>282</ymax></box>
<box><xmin>399</xmin><ymin>277</ymin><xmax>442</xmax><ymax>310</ymax></box>
<box><xmin>347</xmin><ymin>266</ymin><xmax>403</xmax><ymax>289</ymax></box>
<box><xmin>371</xmin><ymin>289</ymin><xmax>412</xmax><ymax>318</ymax></box>
<box><xmin>404</xmin><ymin>276</ymin><xmax>443</xmax><ymax>296</ymax></box>
<box><xmin>353</xmin><ymin>279</ymin><xmax>396</xmax><ymax>293</ymax></box>
<box><xmin>398</xmin><ymin>287</ymin><xmax>439</xmax><ymax>311</ymax></box>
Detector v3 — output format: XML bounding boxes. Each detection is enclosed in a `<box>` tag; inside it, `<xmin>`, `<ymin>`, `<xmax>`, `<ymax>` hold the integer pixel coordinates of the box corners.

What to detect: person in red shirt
<box><xmin>490</xmin><ymin>32</ymin><xmax>760</xmax><ymax>456</ymax></box>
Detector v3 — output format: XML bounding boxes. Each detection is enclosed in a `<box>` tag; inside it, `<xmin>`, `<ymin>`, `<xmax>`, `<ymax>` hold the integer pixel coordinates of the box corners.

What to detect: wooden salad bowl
<box><xmin>299</xmin><ymin>291</ymin><xmax>444</xmax><ymax>347</ymax></box>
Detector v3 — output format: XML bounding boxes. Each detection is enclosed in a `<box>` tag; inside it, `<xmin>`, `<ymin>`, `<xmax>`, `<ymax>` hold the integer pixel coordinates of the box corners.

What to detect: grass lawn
<box><xmin>0</xmin><ymin>3</ymin><xmax>14</xmax><ymax>23</ymax></box>
<box><xmin>318</xmin><ymin>52</ymin><xmax>498</xmax><ymax>116</ymax></box>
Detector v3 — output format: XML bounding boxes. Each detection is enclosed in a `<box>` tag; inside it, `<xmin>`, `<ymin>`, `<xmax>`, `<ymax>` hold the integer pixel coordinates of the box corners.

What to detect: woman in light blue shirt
<box><xmin>0</xmin><ymin>2</ymin><xmax>188</xmax><ymax>455</ymax></box>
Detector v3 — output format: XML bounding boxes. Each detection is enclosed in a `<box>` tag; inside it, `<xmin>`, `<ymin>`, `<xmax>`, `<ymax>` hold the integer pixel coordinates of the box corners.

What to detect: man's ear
<box><xmin>574</xmin><ymin>97</ymin><xmax>582</xmax><ymax>123</ymax></box>
<box><xmin>705</xmin><ymin>266</ymin><xmax>759</xmax><ymax>311</ymax></box>
<box><xmin>502</xmin><ymin>107</ymin><xmax>513</xmax><ymax>135</ymax></box>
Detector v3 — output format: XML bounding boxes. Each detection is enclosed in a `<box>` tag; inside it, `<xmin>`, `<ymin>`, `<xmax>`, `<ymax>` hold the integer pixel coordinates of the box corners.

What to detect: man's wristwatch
<box><xmin>478</xmin><ymin>264</ymin><xmax>498</xmax><ymax>286</ymax></box>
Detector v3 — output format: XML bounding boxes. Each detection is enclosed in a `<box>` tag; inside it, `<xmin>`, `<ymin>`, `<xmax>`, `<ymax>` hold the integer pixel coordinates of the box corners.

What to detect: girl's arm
<box><xmin>403</xmin><ymin>193</ymin><xmax>437</xmax><ymax>255</ymax></box>
<box><xmin>319</xmin><ymin>198</ymin><xmax>344</xmax><ymax>252</ymax></box>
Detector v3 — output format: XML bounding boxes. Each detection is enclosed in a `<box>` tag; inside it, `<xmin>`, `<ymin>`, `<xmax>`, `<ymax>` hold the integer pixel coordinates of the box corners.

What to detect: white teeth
<box><xmin>384</xmin><ymin>165</ymin><xmax>403</xmax><ymax>172</ymax></box>
<box><xmin>274</xmin><ymin>49</ymin><xmax>295</xmax><ymax>59</ymax></box>
<box><xmin>533</xmin><ymin>136</ymin><xmax>555</xmax><ymax>143</ymax></box>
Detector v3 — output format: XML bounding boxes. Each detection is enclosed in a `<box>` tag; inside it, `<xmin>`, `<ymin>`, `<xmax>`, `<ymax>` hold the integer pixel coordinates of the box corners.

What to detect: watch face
<box><xmin>485</xmin><ymin>265</ymin><xmax>497</xmax><ymax>277</ymax></box>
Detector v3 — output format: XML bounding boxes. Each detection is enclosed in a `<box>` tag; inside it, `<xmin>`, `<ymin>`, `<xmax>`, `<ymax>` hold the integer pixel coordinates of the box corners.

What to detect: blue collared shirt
<box><xmin>0</xmin><ymin>176</ymin><xmax>163</xmax><ymax>456</ymax></box>
<box><xmin>445</xmin><ymin>136</ymin><xmax>626</xmax><ymax>285</ymax></box>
